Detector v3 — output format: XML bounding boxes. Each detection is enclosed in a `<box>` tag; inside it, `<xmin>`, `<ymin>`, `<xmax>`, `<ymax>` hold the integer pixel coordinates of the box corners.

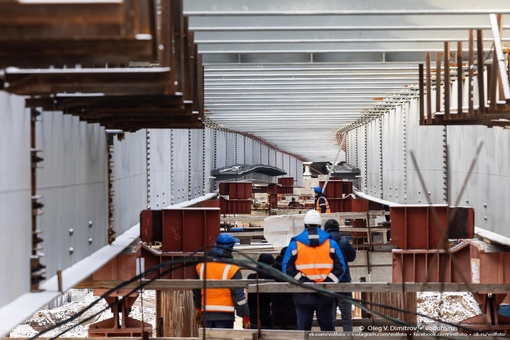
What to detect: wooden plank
<box><xmin>364</xmin><ymin>291</ymin><xmax>416</xmax><ymax>324</ymax></box>
<box><xmin>228</xmin><ymin>231</ymin><xmax>265</xmax><ymax>238</ymax></box>
<box><xmin>198</xmin><ymin>329</ymin><xmax>508</xmax><ymax>340</ymax></box>
<box><xmin>221</xmin><ymin>211</ymin><xmax>386</xmax><ymax>223</ymax></box>
<box><xmin>157</xmin><ymin>290</ymin><xmax>197</xmax><ymax>337</ymax></box>
<box><xmin>200</xmin><ymin>328</ymin><xmax>306</xmax><ymax>340</ymax></box>
<box><xmin>6</xmin><ymin>336</ymin><xmax>507</xmax><ymax>340</ymax></box>
<box><xmin>75</xmin><ymin>279</ymin><xmax>510</xmax><ymax>293</ymax></box>
<box><xmin>5</xmin><ymin>338</ymin><xmax>200</xmax><ymax>340</ymax></box>
<box><xmin>228</xmin><ymin>227</ymin><xmax>388</xmax><ymax>238</ymax></box>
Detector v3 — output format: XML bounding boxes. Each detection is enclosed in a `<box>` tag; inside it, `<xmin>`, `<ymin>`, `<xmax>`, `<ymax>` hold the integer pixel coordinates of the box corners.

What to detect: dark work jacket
<box><xmin>270</xmin><ymin>255</ymin><xmax>297</xmax><ymax>329</ymax></box>
<box><xmin>247</xmin><ymin>271</ymin><xmax>272</xmax><ymax>328</ymax></box>
<box><xmin>282</xmin><ymin>226</ymin><xmax>345</xmax><ymax>306</ymax></box>
<box><xmin>326</xmin><ymin>229</ymin><xmax>356</xmax><ymax>282</ymax></box>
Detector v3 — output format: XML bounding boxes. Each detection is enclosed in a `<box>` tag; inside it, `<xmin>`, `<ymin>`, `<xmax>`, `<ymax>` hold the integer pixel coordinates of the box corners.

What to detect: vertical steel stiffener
<box><xmin>107</xmin><ymin>134</ymin><xmax>116</xmax><ymax>244</ymax></box>
<box><xmin>30</xmin><ymin>108</ymin><xmax>45</xmax><ymax>291</ymax></box>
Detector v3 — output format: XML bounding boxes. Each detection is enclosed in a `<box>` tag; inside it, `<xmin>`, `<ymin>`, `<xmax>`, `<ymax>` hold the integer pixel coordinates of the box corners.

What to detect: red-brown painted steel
<box><xmin>161</xmin><ymin>208</ymin><xmax>220</xmax><ymax>252</ymax></box>
<box><xmin>344</xmin><ymin>196</ymin><xmax>369</xmax><ymax>213</ymax></box>
<box><xmin>390</xmin><ymin>205</ymin><xmax>474</xmax><ymax>249</ymax></box>
<box><xmin>320</xmin><ymin>179</ymin><xmax>344</xmax><ymax>199</ymax></box>
<box><xmin>218</xmin><ymin>182</ymin><xmax>253</xmax><ymax>213</ymax></box>
<box><xmin>392</xmin><ymin>241</ymin><xmax>472</xmax><ymax>283</ymax></box>
<box><xmin>392</xmin><ymin>238</ymin><xmax>510</xmax><ymax>284</ymax></box>
<box><xmin>392</xmin><ymin>238</ymin><xmax>510</xmax><ymax>333</ymax></box>
<box><xmin>219</xmin><ymin>197</ymin><xmax>252</xmax><ymax>214</ymax></box>
<box><xmin>92</xmin><ymin>252</ymin><xmax>140</xmax><ymax>297</ymax></box>
<box><xmin>277</xmin><ymin>177</ymin><xmax>294</xmax><ymax>194</ymax></box>
<box><xmin>390</xmin><ymin>205</ymin><xmax>449</xmax><ymax>249</ymax></box>
<box><xmin>140</xmin><ymin>246</ymin><xmax>200</xmax><ymax>280</ymax></box>
<box><xmin>278</xmin><ymin>177</ymin><xmax>294</xmax><ymax>187</ymax></box>
<box><xmin>449</xmin><ymin>207</ymin><xmax>475</xmax><ymax>239</ymax></box>
<box><xmin>140</xmin><ymin>209</ymin><xmax>162</xmax><ymax>244</ymax></box>
<box><xmin>191</xmin><ymin>199</ymin><xmax>220</xmax><ymax>208</ymax></box>
<box><xmin>227</xmin><ymin>182</ymin><xmax>252</xmax><ymax>199</ymax></box>
<box><xmin>89</xmin><ymin>248</ymin><xmax>153</xmax><ymax>337</ymax></box>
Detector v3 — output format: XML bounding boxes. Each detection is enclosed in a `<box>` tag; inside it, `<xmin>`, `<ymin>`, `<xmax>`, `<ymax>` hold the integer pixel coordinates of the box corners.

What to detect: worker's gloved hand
<box><xmin>195</xmin><ymin>308</ymin><xmax>202</xmax><ymax>325</ymax></box>
<box><xmin>242</xmin><ymin>316</ymin><xmax>251</xmax><ymax>329</ymax></box>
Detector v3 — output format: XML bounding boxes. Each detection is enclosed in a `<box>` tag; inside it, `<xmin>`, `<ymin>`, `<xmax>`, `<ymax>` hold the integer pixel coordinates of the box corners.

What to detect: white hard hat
<box><xmin>303</xmin><ymin>210</ymin><xmax>322</xmax><ymax>226</ymax></box>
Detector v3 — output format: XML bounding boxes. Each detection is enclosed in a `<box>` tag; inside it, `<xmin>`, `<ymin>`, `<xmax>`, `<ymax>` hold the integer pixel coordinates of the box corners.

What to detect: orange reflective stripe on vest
<box><xmin>295</xmin><ymin>239</ymin><xmax>334</xmax><ymax>282</ymax></box>
<box><xmin>196</xmin><ymin>262</ymin><xmax>238</xmax><ymax>312</ymax></box>
<box><xmin>315</xmin><ymin>196</ymin><xmax>331</xmax><ymax>213</ymax></box>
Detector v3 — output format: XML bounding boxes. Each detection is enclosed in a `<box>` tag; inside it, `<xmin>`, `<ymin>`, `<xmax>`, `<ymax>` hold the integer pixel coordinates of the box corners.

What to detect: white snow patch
<box><xmin>10</xmin><ymin>289</ymin><xmax>155</xmax><ymax>337</ymax></box>
<box><xmin>417</xmin><ymin>291</ymin><xmax>481</xmax><ymax>325</ymax></box>
<box><xmin>9</xmin><ymin>289</ymin><xmax>480</xmax><ymax>337</ymax></box>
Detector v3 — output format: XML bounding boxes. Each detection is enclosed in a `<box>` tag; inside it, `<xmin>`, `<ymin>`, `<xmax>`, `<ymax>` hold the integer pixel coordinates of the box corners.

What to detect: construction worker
<box><xmin>282</xmin><ymin>210</ymin><xmax>346</xmax><ymax>331</ymax></box>
<box><xmin>324</xmin><ymin>218</ymin><xmax>357</xmax><ymax>332</ymax></box>
<box><xmin>288</xmin><ymin>196</ymin><xmax>300</xmax><ymax>207</ymax></box>
<box><xmin>314</xmin><ymin>186</ymin><xmax>331</xmax><ymax>213</ymax></box>
<box><xmin>270</xmin><ymin>246</ymin><xmax>298</xmax><ymax>330</ymax></box>
<box><xmin>193</xmin><ymin>233</ymin><xmax>250</xmax><ymax>329</ymax></box>
<box><xmin>247</xmin><ymin>253</ymin><xmax>275</xmax><ymax>329</ymax></box>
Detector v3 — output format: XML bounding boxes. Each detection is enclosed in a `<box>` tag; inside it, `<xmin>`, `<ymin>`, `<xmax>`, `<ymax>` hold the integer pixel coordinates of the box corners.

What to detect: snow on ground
<box><xmin>417</xmin><ymin>291</ymin><xmax>481</xmax><ymax>325</ymax></box>
<box><xmin>10</xmin><ymin>289</ymin><xmax>480</xmax><ymax>337</ymax></box>
<box><xmin>9</xmin><ymin>289</ymin><xmax>156</xmax><ymax>338</ymax></box>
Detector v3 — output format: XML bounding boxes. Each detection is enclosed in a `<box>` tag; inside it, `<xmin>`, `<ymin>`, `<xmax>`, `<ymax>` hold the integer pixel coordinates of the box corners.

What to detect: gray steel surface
<box><xmin>3</xmin><ymin>0</ymin><xmax>510</xmax><ymax>334</ymax></box>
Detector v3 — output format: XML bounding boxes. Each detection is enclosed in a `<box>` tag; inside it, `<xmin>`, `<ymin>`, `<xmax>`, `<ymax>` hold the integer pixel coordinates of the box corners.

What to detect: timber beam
<box><xmin>75</xmin><ymin>279</ymin><xmax>510</xmax><ymax>294</ymax></box>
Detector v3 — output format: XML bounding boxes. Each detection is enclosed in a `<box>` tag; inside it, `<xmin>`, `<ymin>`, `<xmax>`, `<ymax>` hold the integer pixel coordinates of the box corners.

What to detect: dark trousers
<box><xmin>204</xmin><ymin>320</ymin><xmax>234</xmax><ymax>328</ymax></box>
<box><xmin>333</xmin><ymin>292</ymin><xmax>353</xmax><ymax>332</ymax></box>
<box><xmin>295</xmin><ymin>303</ymin><xmax>336</xmax><ymax>331</ymax></box>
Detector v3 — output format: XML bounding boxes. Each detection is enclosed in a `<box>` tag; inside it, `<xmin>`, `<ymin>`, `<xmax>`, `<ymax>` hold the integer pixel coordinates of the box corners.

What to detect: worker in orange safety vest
<box><xmin>282</xmin><ymin>210</ymin><xmax>346</xmax><ymax>331</ymax></box>
<box><xmin>314</xmin><ymin>186</ymin><xmax>331</xmax><ymax>213</ymax></box>
<box><xmin>193</xmin><ymin>233</ymin><xmax>250</xmax><ymax>329</ymax></box>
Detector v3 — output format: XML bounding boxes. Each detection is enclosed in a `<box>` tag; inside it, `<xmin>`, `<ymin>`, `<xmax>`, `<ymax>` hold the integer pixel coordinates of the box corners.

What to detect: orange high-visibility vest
<box><xmin>315</xmin><ymin>196</ymin><xmax>331</xmax><ymax>213</ymax></box>
<box><xmin>294</xmin><ymin>239</ymin><xmax>334</xmax><ymax>282</ymax></box>
<box><xmin>196</xmin><ymin>262</ymin><xmax>239</xmax><ymax>312</ymax></box>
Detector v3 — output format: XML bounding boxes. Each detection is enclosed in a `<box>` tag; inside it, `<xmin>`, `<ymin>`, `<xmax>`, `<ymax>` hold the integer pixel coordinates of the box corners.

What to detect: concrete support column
<box><xmin>303</xmin><ymin>161</ymin><xmax>312</xmax><ymax>178</ymax></box>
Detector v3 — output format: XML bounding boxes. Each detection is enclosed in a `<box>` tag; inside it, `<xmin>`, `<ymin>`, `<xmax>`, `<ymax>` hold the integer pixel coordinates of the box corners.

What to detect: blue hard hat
<box><xmin>314</xmin><ymin>186</ymin><xmax>322</xmax><ymax>193</ymax></box>
<box><xmin>216</xmin><ymin>233</ymin><xmax>239</xmax><ymax>247</ymax></box>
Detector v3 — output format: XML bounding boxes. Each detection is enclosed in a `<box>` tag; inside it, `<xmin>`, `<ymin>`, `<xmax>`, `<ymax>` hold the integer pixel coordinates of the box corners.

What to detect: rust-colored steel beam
<box><xmin>435</xmin><ymin>52</ymin><xmax>442</xmax><ymax>117</ymax></box>
<box><xmin>444</xmin><ymin>41</ymin><xmax>451</xmax><ymax>119</ymax></box>
<box><xmin>0</xmin><ymin>0</ymin><xmax>157</xmax><ymax>68</ymax></box>
<box><xmin>489</xmin><ymin>47</ymin><xmax>499</xmax><ymax>113</ymax></box>
<box><xmin>468</xmin><ymin>30</ymin><xmax>475</xmax><ymax>117</ymax></box>
<box><xmin>457</xmin><ymin>41</ymin><xmax>463</xmax><ymax>116</ymax></box>
<box><xmin>477</xmin><ymin>30</ymin><xmax>486</xmax><ymax>114</ymax></box>
<box><xmin>426</xmin><ymin>52</ymin><xmax>432</xmax><ymax>125</ymax></box>
<box><xmin>419</xmin><ymin>63</ymin><xmax>425</xmax><ymax>125</ymax></box>
<box><xmin>30</xmin><ymin>109</ymin><xmax>45</xmax><ymax>291</ymax></box>
<box><xmin>390</xmin><ymin>205</ymin><xmax>474</xmax><ymax>250</ymax></box>
<box><xmin>89</xmin><ymin>250</ymin><xmax>152</xmax><ymax>337</ymax></box>
<box><xmin>3</xmin><ymin>68</ymin><xmax>176</xmax><ymax>96</ymax></box>
<box><xmin>420</xmin><ymin>26</ymin><xmax>510</xmax><ymax>127</ymax></box>
<box><xmin>393</xmin><ymin>230</ymin><xmax>510</xmax><ymax>334</ymax></box>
